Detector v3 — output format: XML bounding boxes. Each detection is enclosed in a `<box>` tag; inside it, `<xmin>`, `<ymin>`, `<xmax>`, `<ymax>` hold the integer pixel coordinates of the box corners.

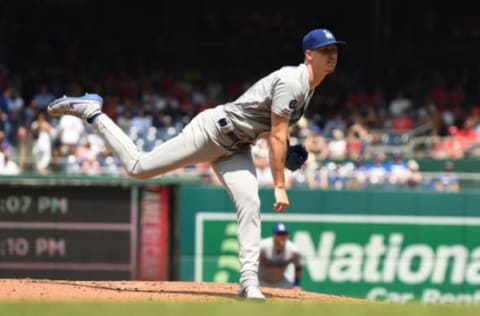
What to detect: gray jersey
<box><xmin>258</xmin><ymin>237</ymin><xmax>302</xmax><ymax>284</ymax></box>
<box><xmin>223</xmin><ymin>63</ymin><xmax>313</xmax><ymax>142</ymax></box>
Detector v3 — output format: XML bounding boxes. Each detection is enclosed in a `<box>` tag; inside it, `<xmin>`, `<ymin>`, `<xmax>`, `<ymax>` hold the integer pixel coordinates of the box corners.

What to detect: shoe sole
<box><xmin>47</xmin><ymin>94</ymin><xmax>103</xmax><ymax>118</ymax></box>
<box><xmin>49</xmin><ymin>94</ymin><xmax>103</xmax><ymax>107</ymax></box>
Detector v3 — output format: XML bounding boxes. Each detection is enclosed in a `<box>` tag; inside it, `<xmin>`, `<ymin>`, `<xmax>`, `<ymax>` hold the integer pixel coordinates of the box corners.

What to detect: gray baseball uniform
<box><xmin>91</xmin><ymin>63</ymin><xmax>312</xmax><ymax>289</ymax></box>
<box><xmin>259</xmin><ymin>237</ymin><xmax>302</xmax><ymax>289</ymax></box>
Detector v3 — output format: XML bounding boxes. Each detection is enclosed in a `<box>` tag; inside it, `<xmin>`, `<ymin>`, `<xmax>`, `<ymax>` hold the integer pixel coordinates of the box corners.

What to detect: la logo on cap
<box><xmin>323</xmin><ymin>30</ymin><xmax>334</xmax><ymax>39</ymax></box>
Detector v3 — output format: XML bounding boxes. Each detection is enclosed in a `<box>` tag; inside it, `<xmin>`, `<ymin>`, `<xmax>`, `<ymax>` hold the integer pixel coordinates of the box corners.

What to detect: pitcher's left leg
<box><xmin>211</xmin><ymin>150</ymin><xmax>265</xmax><ymax>299</ymax></box>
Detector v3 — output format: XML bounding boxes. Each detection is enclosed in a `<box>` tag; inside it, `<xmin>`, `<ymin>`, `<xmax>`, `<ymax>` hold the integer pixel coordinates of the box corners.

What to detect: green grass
<box><xmin>2</xmin><ymin>301</ymin><xmax>480</xmax><ymax>316</ymax></box>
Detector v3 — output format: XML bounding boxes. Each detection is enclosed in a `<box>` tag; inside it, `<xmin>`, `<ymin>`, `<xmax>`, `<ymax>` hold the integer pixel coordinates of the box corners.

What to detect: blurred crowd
<box><xmin>252</xmin><ymin>138</ymin><xmax>459</xmax><ymax>192</ymax></box>
<box><xmin>1</xmin><ymin>61</ymin><xmax>478</xmax><ymax>192</ymax></box>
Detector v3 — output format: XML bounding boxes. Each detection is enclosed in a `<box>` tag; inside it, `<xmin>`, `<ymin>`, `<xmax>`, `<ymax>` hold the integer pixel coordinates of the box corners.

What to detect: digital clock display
<box><xmin>0</xmin><ymin>186</ymin><xmax>136</xmax><ymax>280</ymax></box>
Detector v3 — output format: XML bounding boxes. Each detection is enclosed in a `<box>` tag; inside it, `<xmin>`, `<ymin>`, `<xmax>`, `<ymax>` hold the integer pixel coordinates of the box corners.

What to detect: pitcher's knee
<box><xmin>126</xmin><ymin>158</ymin><xmax>171</xmax><ymax>180</ymax></box>
<box><xmin>126</xmin><ymin>160</ymin><xmax>153</xmax><ymax>180</ymax></box>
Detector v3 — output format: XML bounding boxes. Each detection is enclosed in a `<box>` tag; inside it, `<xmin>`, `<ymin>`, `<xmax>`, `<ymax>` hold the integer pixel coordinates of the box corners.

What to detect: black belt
<box><xmin>227</xmin><ymin>132</ymin><xmax>241</xmax><ymax>144</ymax></box>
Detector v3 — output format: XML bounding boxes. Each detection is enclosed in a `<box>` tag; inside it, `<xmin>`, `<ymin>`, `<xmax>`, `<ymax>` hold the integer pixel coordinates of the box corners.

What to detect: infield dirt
<box><xmin>0</xmin><ymin>279</ymin><xmax>363</xmax><ymax>302</ymax></box>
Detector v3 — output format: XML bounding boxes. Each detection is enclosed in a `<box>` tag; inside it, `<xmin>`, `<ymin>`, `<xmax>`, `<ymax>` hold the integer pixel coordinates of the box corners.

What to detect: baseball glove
<box><xmin>285</xmin><ymin>143</ymin><xmax>309</xmax><ymax>171</ymax></box>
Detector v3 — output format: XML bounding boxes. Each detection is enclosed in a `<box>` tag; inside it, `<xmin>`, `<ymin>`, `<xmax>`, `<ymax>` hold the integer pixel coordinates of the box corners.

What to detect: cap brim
<box><xmin>310</xmin><ymin>40</ymin><xmax>347</xmax><ymax>50</ymax></box>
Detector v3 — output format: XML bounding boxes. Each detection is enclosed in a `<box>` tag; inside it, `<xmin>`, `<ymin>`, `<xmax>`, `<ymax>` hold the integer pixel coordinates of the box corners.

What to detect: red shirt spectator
<box><xmin>445</xmin><ymin>125</ymin><xmax>466</xmax><ymax>159</ymax></box>
<box><xmin>391</xmin><ymin>113</ymin><xmax>415</xmax><ymax>132</ymax></box>
<box><xmin>460</xmin><ymin>118</ymin><xmax>479</xmax><ymax>148</ymax></box>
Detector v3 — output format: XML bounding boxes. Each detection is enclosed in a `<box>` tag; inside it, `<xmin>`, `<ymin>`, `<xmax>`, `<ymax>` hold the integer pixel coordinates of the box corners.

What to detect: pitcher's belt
<box><xmin>217</xmin><ymin>118</ymin><xmax>249</xmax><ymax>148</ymax></box>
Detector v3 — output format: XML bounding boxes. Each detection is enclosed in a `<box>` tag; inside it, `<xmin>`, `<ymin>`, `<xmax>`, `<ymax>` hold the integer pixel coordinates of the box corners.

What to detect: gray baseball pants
<box><xmin>92</xmin><ymin>107</ymin><xmax>261</xmax><ymax>289</ymax></box>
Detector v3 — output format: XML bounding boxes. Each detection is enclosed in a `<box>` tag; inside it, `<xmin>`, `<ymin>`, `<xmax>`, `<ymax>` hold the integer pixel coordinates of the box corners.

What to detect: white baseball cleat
<box><xmin>47</xmin><ymin>93</ymin><xmax>103</xmax><ymax>121</ymax></box>
<box><xmin>238</xmin><ymin>285</ymin><xmax>266</xmax><ymax>300</ymax></box>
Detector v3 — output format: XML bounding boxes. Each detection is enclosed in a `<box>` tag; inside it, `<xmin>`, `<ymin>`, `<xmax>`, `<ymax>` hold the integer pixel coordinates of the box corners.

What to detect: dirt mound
<box><xmin>0</xmin><ymin>279</ymin><xmax>361</xmax><ymax>302</ymax></box>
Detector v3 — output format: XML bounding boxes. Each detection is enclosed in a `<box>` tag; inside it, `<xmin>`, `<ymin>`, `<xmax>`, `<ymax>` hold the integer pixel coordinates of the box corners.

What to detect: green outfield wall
<box><xmin>178</xmin><ymin>186</ymin><xmax>480</xmax><ymax>303</ymax></box>
<box><xmin>416</xmin><ymin>158</ymin><xmax>480</xmax><ymax>172</ymax></box>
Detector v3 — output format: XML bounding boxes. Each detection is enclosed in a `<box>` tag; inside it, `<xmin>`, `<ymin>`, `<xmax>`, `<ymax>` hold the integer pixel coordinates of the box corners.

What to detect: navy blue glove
<box><xmin>285</xmin><ymin>144</ymin><xmax>309</xmax><ymax>171</ymax></box>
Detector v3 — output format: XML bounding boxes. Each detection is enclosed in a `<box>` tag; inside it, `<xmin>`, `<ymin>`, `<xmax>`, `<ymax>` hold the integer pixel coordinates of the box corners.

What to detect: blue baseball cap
<box><xmin>273</xmin><ymin>223</ymin><xmax>289</xmax><ymax>235</ymax></box>
<box><xmin>302</xmin><ymin>28</ymin><xmax>346</xmax><ymax>52</ymax></box>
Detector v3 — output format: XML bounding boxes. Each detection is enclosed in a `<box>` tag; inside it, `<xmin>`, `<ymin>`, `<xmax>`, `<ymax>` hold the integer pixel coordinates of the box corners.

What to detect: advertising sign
<box><xmin>195</xmin><ymin>213</ymin><xmax>480</xmax><ymax>303</ymax></box>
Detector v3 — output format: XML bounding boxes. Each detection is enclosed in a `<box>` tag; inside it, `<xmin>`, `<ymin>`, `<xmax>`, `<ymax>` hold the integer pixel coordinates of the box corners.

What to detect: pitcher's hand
<box><xmin>273</xmin><ymin>187</ymin><xmax>289</xmax><ymax>212</ymax></box>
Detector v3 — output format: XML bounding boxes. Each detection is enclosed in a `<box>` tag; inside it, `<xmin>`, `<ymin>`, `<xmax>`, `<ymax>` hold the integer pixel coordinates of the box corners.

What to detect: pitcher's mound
<box><xmin>0</xmin><ymin>279</ymin><xmax>361</xmax><ymax>302</ymax></box>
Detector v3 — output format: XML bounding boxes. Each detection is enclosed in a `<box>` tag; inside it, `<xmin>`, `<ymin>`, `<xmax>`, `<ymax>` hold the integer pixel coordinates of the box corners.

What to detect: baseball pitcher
<box><xmin>47</xmin><ymin>28</ymin><xmax>346</xmax><ymax>300</ymax></box>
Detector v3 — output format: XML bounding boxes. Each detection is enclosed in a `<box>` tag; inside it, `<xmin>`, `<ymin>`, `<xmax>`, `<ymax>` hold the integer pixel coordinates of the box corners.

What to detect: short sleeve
<box><xmin>271</xmin><ymin>78</ymin><xmax>301</xmax><ymax>120</ymax></box>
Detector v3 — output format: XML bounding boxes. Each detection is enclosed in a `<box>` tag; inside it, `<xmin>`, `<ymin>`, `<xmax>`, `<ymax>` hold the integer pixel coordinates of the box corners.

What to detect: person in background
<box><xmin>385</xmin><ymin>151</ymin><xmax>409</xmax><ymax>187</ymax></box>
<box><xmin>327</xmin><ymin>128</ymin><xmax>347</xmax><ymax>160</ymax></box>
<box><xmin>347</xmin><ymin>157</ymin><xmax>369</xmax><ymax>188</ymax></box>
<box><xmin>0</xmin><ymin>147</ymin><xmax>20</xmax><ymax>175</ymax></box>
<box><xmin>258</xmin><ymin>223</ymin><xmax>302</xmax><ymax>290</ymax></box>
<box><xmin>303</xmin><ymin>126</ymin><xmax>329</xmax><ymax>161</ymax></box>
<box><xmin>406</xmin><ymin>159</ymin><xmax>423</xmax><ymax>188</ymax></box>
<box><xmin>433</xmin><ymin>161</ymin><xmax>460</xmax><ymax>192</ymax></box>
<box><xmin>366</xmin><ymin>152</ymin><xmax>388</xmax><ymax>187</ymax></box>
<box><xmin>31</xmin><ymin>112</ymin><xmax>53</xmax><ymax>174</ymax></box>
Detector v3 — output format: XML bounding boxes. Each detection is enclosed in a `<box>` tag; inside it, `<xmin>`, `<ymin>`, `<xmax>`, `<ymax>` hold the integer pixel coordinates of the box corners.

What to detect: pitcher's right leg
<box><xmin>93</xmin><ymin>113</ymin><xmax>226</xmax><ymax>179</ymax></box>
<box><xmin>48</xmin><ymin>95</ymin><xmax>227</xmax><ymax>180</ymax></box>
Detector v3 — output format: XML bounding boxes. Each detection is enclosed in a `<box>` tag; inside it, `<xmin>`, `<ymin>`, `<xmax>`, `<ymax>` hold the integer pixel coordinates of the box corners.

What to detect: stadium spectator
<box><xmin>74</xmin><ymin>136</ymin><xmax>101</xmax><ymax>175</ymax></box>
<box><xmin>328</xmin><ymin>129</ymin><xmax>347</xmax><ymax>160</ymax></box>
<box><xmin>252</xmin><ymin>140</ymin><xmax>274</xmax><ymax>187</ymax></box>
<box><xmin>31</xmin><ymin>112</ymin><xmax>53</xmax><ymax>174</ymax></box>
<box><xmin>303</xmin><ymin>127</ymin><xmax>329</xmax><ymax>160</ymax></box>
<box><xmin>385</xmin><ymin>151</ymin><xmax>409</xmax><ymax>187</ymax></box>
<box><xmin>366</xmin><ymin>152</ymin><xmax>388</xmax><ymax>187</ymax></box>
<box><xmin>0</xmin><ymin>130</ymin><xmax>10</xmax><ymax>154</ymax></box>
<box><xmin>0</xmin><ymin>93</ymin><xmax>12</xmax><ymax>141</ymax></box>
<box><xmin>406</xmin><ymin>160</ymin><xmax>422</xmax><ymax>188</ymax></box>
<box><xmin>391</xmin><ymin>111</ymin><xmax>415</xmax><ymax>133</ymax></box>
<box><xmin>30</xmin><ymin>84</ymin><xmax>55</xmax><ymax>111</ymax></box>
<box><xmin>323</xmin><ymin>114</ymin><xmax>346</xmax><ymax>139</ymax></box>
<box><xmin>325</xmin><ymin>162</ymin><xmax>348</xmax><ymax>189</ymax></box>
<box><xmin>416</xmin><ymin>95</ymin><xmax>440</xmax><ymax>133</ymax></box>
<box><xmin>0</xmin><ymin>147</ymin><xmax>20</xmax><ymax>175</ymax></box>
<box><xmin>389</xmin><ymin>89</ymin><xmax>412</xmax><ymax>117</ymax></box>
<box><xmin>364</xmin><ymin>103</ymin><xmax>383</xmax><ymax>129</ymax></box>
<box><xmin>460</xmin><ymin>118</ymin><xmax>479</xmax><ymax>152</ymax></box>
<box><xmin>57</xmin><ymin>115</ymin><xmax>85</xmax><ymax>155</ymax></box>
<box><xmin>305</xmin><ymin>160</ymin><xmax>329</xmax><ymax>189</ymax></box>
<box><xmin>347</xmin><ymin>158</ymin><xmax>368</xmax><ymax>188</ymax></box>
<box><xmin>130</xmin><ymin>106</ymin><xmax>153</xmax><ymax>137</ymax></box>
<box><xmin>0</xmin><ymin>85</ymin><xmax>26</xmax><ymax>142</ymax></box>
<box><xmin>346</xmin><ymin>123</ymin><xmax>368</xmax><ymax>160</ymax></box>
<box><xmin>430</xmin><ymin>136</ymin><xmax>449</xmax><ymax>159</ymax></box>
<box><xmin>433</xmin><ymin>161</ymin><xmax>460</xmax><ymax>192</ymax></box>
<box><xmin>116</xmin><ymin>108</ymin><xmax>133</xmax><ymax>132</ymax></box>
<box><xmin>444</xmin><ymin>125</ymin><xmax>466</xmax><ymax>159</ymax></box>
